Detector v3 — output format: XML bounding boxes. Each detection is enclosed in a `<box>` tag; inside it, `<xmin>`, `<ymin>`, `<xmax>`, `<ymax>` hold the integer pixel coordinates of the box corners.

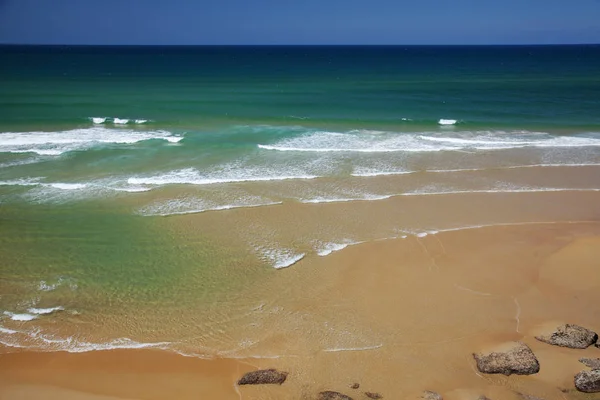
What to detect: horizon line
<box><xmin>1</xmin><ymin>43</ymin><xmax>599</xmax><ymax>47</ymax></box>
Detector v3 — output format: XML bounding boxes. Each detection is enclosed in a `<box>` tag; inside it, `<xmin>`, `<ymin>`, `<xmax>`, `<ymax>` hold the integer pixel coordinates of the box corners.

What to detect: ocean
<box><xmin>1</xmin><ymin>45</ymin><xmax>600</xmax><ymax>356</ymax></box>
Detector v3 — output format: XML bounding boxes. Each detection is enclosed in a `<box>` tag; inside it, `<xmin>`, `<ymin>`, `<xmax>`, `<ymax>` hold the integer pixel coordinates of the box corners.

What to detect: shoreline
<box><xmin>2</xmin><ymin>221</ymin><xmax>600</xmax><ymax>399</ymax></box>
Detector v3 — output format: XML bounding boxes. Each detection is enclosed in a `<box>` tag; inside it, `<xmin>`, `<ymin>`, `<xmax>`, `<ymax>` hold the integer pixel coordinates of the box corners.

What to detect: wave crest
<box><xmin>0</xmin><ymin>127</ymin><xmax>182</xmax><ymax>155</ymax></box>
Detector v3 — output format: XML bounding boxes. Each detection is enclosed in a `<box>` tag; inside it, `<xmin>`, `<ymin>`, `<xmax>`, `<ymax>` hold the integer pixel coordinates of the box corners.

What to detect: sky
<box><xmin>0</xmin><ymin>0</ymin><xmax>599</xmax><ymax>45</ymax></box>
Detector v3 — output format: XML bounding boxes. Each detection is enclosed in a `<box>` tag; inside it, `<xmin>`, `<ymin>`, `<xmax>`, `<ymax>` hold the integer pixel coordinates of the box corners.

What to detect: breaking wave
<box><xmin>0</xmin><ymin>127</ymin><xmax>182</xmax><ymax>155</ymax></box>
<box><xmin>127</xmin><ymin>167</ymin><xmax>318</xmax><ymax>186</ymax></box>
<box><xmin>258</xmin><ymin>130</ymin><xmax>600</xmax><ymax>153</ymax></box>
<box><xmin>90</xmin><ymin>117</ymin><xmax>150</xmax><ymax>125</ymax></box>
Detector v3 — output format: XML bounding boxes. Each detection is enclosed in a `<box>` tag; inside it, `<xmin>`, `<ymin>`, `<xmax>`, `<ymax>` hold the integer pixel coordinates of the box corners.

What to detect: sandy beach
<box><xmin>2</xmin><ymin>219</ymin><xmax>600</xmax><ymax>400</ymax></box>
<box><xmin>2</xmin><ymin>44</ymin><xmax>600</xmax><ymax>400</ymax></box>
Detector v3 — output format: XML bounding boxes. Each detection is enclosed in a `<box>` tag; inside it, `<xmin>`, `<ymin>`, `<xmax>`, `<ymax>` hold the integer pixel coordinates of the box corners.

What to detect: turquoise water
<box><xmin>1</xmin><ymin>45</ymin><xmax>600</xmax><ymax>353</ymax></box>
<box><xmin>2</xmin><ymin>45</ymin><xmax>600</xmax><ymax>130</ymax></box>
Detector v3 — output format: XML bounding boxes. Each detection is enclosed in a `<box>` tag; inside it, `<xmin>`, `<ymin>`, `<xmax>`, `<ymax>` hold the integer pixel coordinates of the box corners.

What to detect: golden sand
<box><xmin>2</xmin><ymin>221</ymin><xmax>600</xmax><ymax>399</ymax></box>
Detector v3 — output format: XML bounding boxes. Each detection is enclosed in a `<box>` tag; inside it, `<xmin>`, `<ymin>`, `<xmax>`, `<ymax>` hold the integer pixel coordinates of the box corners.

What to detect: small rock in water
<box><xmin>535</xmin><ymin>324</ymin><xmax>598</xmax><ymax>349</ymax></box>
<box><xmin>574</xmin><ymin>369</ymin><xmax>600</xmax><ymax>393</ymax></box>
<box><xmin>422</xmin><ymin>391</ymin><xmax>443</xmax><ymax>400</ymax></box>
<box><xmin>318</xmin><ymin>391</ymin><xmax>353</xmax><ymax>400</ymax></box>
<box><xmin>237</xmin><ymin>369</ymin><xmax>288</xmax><ymax>385</ymax></box>
<box><xmin>350</xmin><ymin>383</ymin><xmax>360</xmax><ymax>389</ymax></box>
<box><xmin>473</xmin><ymin>342</ymin><xmax>540</xmax><ymax>376</ymax></box>
<box><xmin>365</xmin><ymin>392</ymin><xmax>383</xmax><ymax>399</ymax></box>
<box><xmin>580</xmin><ymin>358</ymin><xmax>600</xmax><ymax>369</ymax></box>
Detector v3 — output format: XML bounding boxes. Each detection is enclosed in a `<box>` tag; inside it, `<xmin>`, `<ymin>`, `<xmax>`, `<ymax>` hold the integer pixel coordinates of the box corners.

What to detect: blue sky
<box><xmin>1</xmin><ymin>0</ymin><xmax>599</xmax><ymax>45</ymax></box>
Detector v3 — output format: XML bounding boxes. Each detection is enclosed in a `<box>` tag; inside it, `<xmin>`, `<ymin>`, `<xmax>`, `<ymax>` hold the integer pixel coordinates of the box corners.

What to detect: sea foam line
<box><xmin>3</xmin><ymin>311</ymin><xmax>38</xmax><ymax>321</ymax></box>
<box><xmin>258</xmin><ymin>129</ymin><xmax>600</xmax><ymax>153</ymax></box>
<box><xmin>323</xmin><ymin>344</ymin><xmax>383</xmax><ymax>352</ymax></box>
<box><xmin>315</xmin><ymin>240</ymin><xmax>364</xmax><ymax>256</ymax></box>
<box><xmin>127</xmin><ymin>168</ymin><xmax>318</xmax><ymax>186</ymax></box>
<box><xmin>27</xmin><ymin>306</ymin><xmax>64</xmax><ymax>315</ymax></box>
<box><xmin>0</xmin><ymin>127</ymin><xmax>182</xmax><ymax>156</ymax></box>
<box><xmin>299</xmin><ymin>188</ymin><xmax>600</xmax><ymax>206</ymax></box>
<box><xmin>141</xmin><ymin>201</ymin><xmax>283</xmax><ymax>217</ymax></box>
<box><xmin>351</xmin><ymin>163</ymin><xmax>600</xmax><ymax>178</ymax></box>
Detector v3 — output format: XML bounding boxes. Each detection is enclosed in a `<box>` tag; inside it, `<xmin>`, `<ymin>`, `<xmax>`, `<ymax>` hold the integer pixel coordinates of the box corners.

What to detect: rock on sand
<box><xmin>473</xmin><ymin>342</ymin><xmax>540</xmax><ymax>376</ymax></box>
<box><xmin>535</xmin><ymin>324</ymin><xmax>598</xmax><ymax>349</ymax></box>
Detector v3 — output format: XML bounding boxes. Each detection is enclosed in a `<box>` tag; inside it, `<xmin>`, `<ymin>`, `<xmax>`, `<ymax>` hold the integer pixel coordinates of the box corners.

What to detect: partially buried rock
<box><xmin>237</xmin><ymin>369</ymin><xmax>288</xmax><ymax>385</ymax></box>
<box><xmin>318</xmin><ymin>391</ymin><xmax>353</xmax><ymax>400</ymax></box>
<box><xmin>580</xmin><ymin>358</ymin><xmax>600</xmax><ymax>369</ymax></box>
<box><xmin>350</xmin><ymin>383</ymin><xmax>360</xmax><ymax>389</ymax></box>
<box><xmin>574</xmin><ymin>369</ymin><xmax>600</xmax><ymax>393</ymax></box>
<box><xmin>473</xmin><ymin>342</ymin><xmax>540</xmax><ymax>376</ymax></box>
<box><xmin>422</xmin><ymin>391</ymin><xmax>443</xmax><ymax>400</ymax></box>
<box><xmin>535</xmin><ymin>324</ymin><xmax>598</xmax><ymax>349</ymax></box>
<box><xmin>365</xmin><ymin>392</ymin><xmax>382</xmax><ymax>399</ymax></box>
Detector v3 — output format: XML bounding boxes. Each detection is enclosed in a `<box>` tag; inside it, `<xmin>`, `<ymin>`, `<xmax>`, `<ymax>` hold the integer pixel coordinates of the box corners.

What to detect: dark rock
<box><xmin>422</xmin><ymin>391</ymin><xmax>443</xmax><ymax>400</ymax></box>
<box><xmin>535</xmin><ymin>324</ymin><xmax>598</xmax><ymax>349</ymax></box>
<box><xmin>477</xmin><ymin>397</ymin><xmax>491</xmax><ymax>400</ymax></box>
<box><xmin>574</xmin><ymin>369</ymin><xmax>600</xmax><ymax>393</ymax></box>
<box><xmin>473</xmin><ymin>342</ymin><xmax>540</xmax><ymax>376</ymax></box>
<box><xmin>365</xmin><ymin>392</ymin><xmax>382</xmax><ymax>399</ymax></box>
<box><xmin>350</xmin><ymin>383</ymin><xmax>360</xmax><ymax>389</ymax></box>
<box><xmin>237</xmin><ymin>369</ymin><xmax>288</xmax><ymax>385</ymax></box>
<box><xmin>580</xmin><ymin>358</ymin><xmax>600</xmax><ymax>369</ymax></box>
<box><xmin>318</xmin><ymin>391</ymin><xmax>353</xmax><ymax>400</ymax></box>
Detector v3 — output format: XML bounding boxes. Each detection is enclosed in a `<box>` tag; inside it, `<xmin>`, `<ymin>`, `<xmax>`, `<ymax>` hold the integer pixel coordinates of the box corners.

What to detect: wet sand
<box><xmin>2</xmin><ymin>221</ymin><xmax>600</xmax><ymax>399</ymax></box>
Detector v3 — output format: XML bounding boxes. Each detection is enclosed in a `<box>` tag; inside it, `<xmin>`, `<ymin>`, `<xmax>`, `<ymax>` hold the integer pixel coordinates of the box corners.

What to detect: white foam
<box><xmin>257</xmin><ymin>129</ymin><xmax>600</xmax><ymax>154</ymax></box>
<box><xmin>91</xmin><ymin>117</ymin><xmax>107</xmax><ymax>124</ymax></box>
<box><xmin>112</xmin><ymin>186</ymin><xmax>152</xmax><ymax>193</ymax></box>
<box><xmin>402</xmin><ymin>188</ymin><xmax>600</xmax><ymax>197</ymax></box>
<box><xmin>323</xmin><ymin>344</ymin><xmax>383</xmax><ymax>352</ymax></box>
<box><xmin>37</xmin><ymin>277</ymin><xmax>77</xmax><ymax>292</ymax></box>
<box><xmin>0</xmin><ymin>127</ymin><xmax>183</xmax><ymax>155</ymax></box>
<box><xmin>113</xmin><ymin>118</ymin><xmax>129</xmax><ymax>125</ymax></box>
<box><xmin>27</xmin><ymin>306</ymin><xmax>64</xmax><ymax>315</ymax></box>
<box><xmin>351</xmin><ymin>170</ymin><xmax>414</xmax><ymax>177</ymax></box>
<box><xmin>274</xmin><ymin>253</ymin><xmax>305</xmax><ymax>269</ymax></box>
<box><xmin>0</xmin><ymin>326</ymin><xmax>172</xmax><ymax>353</ymax></box>
<box><xmin>258</xmin><ymin>247</ymin><xmax>306</xmax><ymax>269</ymax></box>
<box><xmin>128</xmin><ymin>167</ymin><xmax>317</xmax><ymax>186</ymax></box>
<box><xmin>47</xmin><ymin>183</ymin><xmax>87</xmax><ymax>190</ymax></box>
<box><xmin>139</xmin><ymin>197</ymin><xmax>282</xmax><ymax>217</ymax></box>
<box><xmin>62</xmin><ymin>337</ymin><xmax>170</xmax><ymax>353</ymax></box>
<box><xmin>0</xmin><ymin>178</ymin><xmax>42</xmax><ymax>186</ymax></box>
<box><xmin>134</xmin><ymin>119</ymin><xmax>148</xmax><ymax>124</ymax></box>
<box><xmin>351</xmin><ymin>163</ymin><xmax>600</xmax><ymax>178</ymax></box>
<box><xmin>317</xmin><ymin>243</ymin><xmax>350</xmax><ymax>256</ymax></box>
<box><xmin>3</xmin><ymin>311</ymin><xmax>38</xmax><ymax>321</ymax></box>
<box><xmin>416</xmin><ymin>232</ymin><xmax>429</xmax><ymax>238</ymax></box>
<box><xmin>439</xmin><ymin>119</ymin><xmax>458</xmax><ymax>125</ymax></box>
<box><xmin>0</xmin><ymin>326</ymin><xmax>18</xmax><ymax>334</ymax></box>
<box><xmin>38</xmin><ymin>281</ymin><xmax>58</xmax><ymax>292</ymax></box>
<box><xmin>301</xmin><ymin>194</ymin><xmax>392</xmax><ymax>204</ymax></box>
<box><xmin>316</xmin><ymin>240</ymin><xmax>363</xmax><ymax>256</ymax></box>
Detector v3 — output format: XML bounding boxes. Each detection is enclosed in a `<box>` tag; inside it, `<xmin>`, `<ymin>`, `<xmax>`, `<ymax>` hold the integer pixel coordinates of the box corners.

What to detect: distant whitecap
<box><xmin>438</xmin><ymin>119</ymin><xmax>458</xmax><ymax>125</ymax></box>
